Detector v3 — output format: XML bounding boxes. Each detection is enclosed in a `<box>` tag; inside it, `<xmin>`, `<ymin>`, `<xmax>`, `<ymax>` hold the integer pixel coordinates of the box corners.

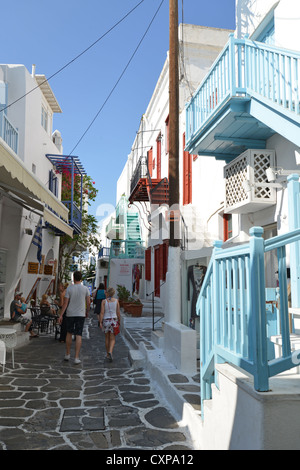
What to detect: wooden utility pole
<box><xmin>164</xmin><ymin>0</ymin><xmax>181</xmax><ymax>327</ymax></box>
<box><xmin>168</xmin><ymin>0</ymin><xmax>180</xmax><ymax>247</ymax></box>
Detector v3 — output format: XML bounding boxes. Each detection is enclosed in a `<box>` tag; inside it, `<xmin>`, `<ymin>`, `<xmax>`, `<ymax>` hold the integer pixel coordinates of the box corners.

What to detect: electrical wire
<box><xmin>68</xmin><ymin>0</ymin><xmax>166</xmax><ymax>156</ymax></box>
<box><xmin>0</xmin><ymin>0</ymin><xmax>145</xmax><ymax>114</ymax></box>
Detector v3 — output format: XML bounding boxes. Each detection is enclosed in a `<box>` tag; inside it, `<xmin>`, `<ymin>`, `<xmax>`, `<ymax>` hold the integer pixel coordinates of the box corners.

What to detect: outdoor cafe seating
<box><xmin>29</xmin><ymin>306</ymin><xmax>59</xmax><ymax>336</ymax></box>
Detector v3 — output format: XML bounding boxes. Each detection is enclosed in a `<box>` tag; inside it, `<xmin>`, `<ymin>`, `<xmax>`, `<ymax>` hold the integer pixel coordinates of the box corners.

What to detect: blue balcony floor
<box><xmin>187</xmin><ymin>96</ymin><xmax>276</xmax><ymax>162</ymax></box>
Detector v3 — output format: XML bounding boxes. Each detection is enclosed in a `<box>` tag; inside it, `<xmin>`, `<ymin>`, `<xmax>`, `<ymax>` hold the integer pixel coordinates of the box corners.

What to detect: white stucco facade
<box><xmin>0</xmin><ymin>64</ymin><xmax>67</xmax><ymax>316</ymax></box>
<box><xmin>113</xmin><ymin>24</ymin><xmax>233</xmax><ymax>372</ymax></box>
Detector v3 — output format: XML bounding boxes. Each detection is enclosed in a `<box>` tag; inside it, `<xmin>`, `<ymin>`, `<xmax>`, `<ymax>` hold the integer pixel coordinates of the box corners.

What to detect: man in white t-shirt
<box><xmin>59</xmin><ymin>271</ymin><xmax>90</xmax><ymax>364</ymax></box>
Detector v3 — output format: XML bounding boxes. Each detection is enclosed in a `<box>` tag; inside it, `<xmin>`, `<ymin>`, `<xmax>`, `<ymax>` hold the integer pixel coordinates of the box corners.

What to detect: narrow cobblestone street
<box><xmin>0</xmin><ymin>313</ymin><xmax>195</xmax><ymax>451</ymax></box>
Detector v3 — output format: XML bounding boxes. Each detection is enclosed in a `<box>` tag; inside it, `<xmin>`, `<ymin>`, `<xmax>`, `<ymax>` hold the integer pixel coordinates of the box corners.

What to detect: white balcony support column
<box><xmin>288</xmin><ymin>174</ymin><xmax>300</xmax><ymax>307</ymax></box>
<box><xmin>163</xmin><ymin>246</ymin><xmax>197</xmax><ymax>375</ymax></box>
<box><xmin>165</xmin><ymin>245</ymin><xmax>181</xmax><ymax>324</ymax></box>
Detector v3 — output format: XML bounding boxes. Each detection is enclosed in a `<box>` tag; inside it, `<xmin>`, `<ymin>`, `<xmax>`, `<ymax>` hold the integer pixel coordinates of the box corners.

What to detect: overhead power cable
<box><xmin>68</xmin><ymin>0</ymin><xmax>166</xmax><ymax>156</ymax></box>
<box><xmin>0</xmin><ymin>0</ymin><xmax>145</xmax><ymax>114</ymax></box>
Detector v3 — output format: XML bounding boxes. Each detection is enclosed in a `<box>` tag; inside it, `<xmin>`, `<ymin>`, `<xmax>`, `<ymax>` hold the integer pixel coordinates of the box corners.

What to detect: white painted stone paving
<box><xmin>0</xmin><ymin>313</ymin><xmax>196</xmax><ymax>451</ymax></box>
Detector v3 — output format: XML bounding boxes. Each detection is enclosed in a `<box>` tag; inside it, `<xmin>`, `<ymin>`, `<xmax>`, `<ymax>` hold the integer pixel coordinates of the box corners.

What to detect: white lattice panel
<box><xmin>224</xmin><ymin>149</ymin><xmax>276</xmax><ymax>214</ymax></box>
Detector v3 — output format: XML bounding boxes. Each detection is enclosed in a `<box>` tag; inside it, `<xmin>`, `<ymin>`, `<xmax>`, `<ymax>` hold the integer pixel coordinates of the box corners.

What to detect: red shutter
<box><xmin>145</xmin><ymin>247</ymin><xmax>151</xmax><ymax>281</ymax></box>
<box><xmin>156</xmin><ymin>134</ymin><xmax>161</xmax><ymax>179</ymax></box>
<box><xmin>154</xmin><ymin>245</ymin><xmax>160</xmax><ymax>297</ymax></box>
<box><xmin>147</xmin><ymin>148</ymin><xmax>153</xmax><ymax>177</ymax></box>
<box><xmin>162</xmin><ymin>240</ymin><xmax>169</xmax><ymax>281</ymax></box>
<box><xmin>159</xmin><ymin>244</ymin><xmax>164</xmax><ymax>281</ymax></box>
<box><xmin>188</xmin><ymin>152</ymin><xmax>192</xmax><ymax>203</ymax></box>
<box><xmin>183</xmin><ymin>133</ymin><xmax>192</xmax><ymax>205</ymax></box>
<box><xmin>153</xmin><ymin>243</ymin><xmax>169</xmax><ymax>295</ymax></box>
<box><xmin>223</xmin><ymin>214</ymin><xmax>232</xmax><ymax>242</ymax></box>
<box><xmin>223</xmin><ymin>214</ymin><xmax>229</xmax><ymax>242</ymax></box>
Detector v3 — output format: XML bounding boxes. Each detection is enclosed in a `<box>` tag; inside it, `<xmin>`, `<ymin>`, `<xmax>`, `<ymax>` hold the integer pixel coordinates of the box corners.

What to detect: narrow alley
<box><xmin>0</xmin><ymin>311</ymin><xmax>196</xmax><ymax>452</ymax></box>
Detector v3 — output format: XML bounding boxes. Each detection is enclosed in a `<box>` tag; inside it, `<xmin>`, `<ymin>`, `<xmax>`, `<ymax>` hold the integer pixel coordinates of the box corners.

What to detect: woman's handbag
<box><xmin>113</xmin><ymin>323</ymin><xmax>120</xmax><ymax>336</ymax></box>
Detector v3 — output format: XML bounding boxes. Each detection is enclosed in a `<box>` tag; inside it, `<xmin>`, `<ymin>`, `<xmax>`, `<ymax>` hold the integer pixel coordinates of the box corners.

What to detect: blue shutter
<box><xmin>49</xmin><ymin>170</ymin><xmax>58</xmax><ymax>197</ymax></box>
<box><xmin>49</xmin><ymin>170</ymin><xmax>53</xmax><ymax>192</ymax></box>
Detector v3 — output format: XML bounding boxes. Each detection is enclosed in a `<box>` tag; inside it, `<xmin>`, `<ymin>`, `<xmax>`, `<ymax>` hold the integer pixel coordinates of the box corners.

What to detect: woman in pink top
<box><xmin>99</xmin><ymin>287</ymin><xmax>120</xmax><ymax>362</ymax></box>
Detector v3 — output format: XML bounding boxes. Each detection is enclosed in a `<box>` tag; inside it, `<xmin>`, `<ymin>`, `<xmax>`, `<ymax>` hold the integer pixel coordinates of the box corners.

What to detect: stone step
<box><xmin>0</xmin><ymin>320</ymin><xmax>22</xmax><ymax>331</ymax></box>
<box><xmin>16</xmin><ymin>331</ymin><xmax>30</xmax><ymax>348</ymax></box>
<box><xmin>271</xmin><ymin>333</ymin><xmax>300</xmax><ymax>375</ymax></box>
<box><xmin>151</xmin><ymin>329</ymin><xmax>164</xmax><ymax>348</ymax></box>
<box><xmin>271</xmin><ymin>333</ymin><xmax>300</xmax><ymax>350</ymax></box>
<box><xmin>140</xmin><ymin>299</ymin><xmax>164</xmax><ymax>314</ymax></box>
<box><xmin>128</xmin><ymin>349</ymin><xmax>145</xmax><ymax>369</ymax></box>
<box><xmin>142</xmin><ymin>304</ymin><xmax>164</xmax><ymax>311</ymax></box>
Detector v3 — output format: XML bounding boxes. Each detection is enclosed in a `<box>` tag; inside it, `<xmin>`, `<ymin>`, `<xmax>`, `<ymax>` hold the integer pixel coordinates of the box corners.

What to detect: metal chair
<box><xmin>30</xmin><ymin>307</ymin><xmax>50</xmax><ymax>334</ymax></box>
<box><xmin>41</xmin><ymin>305</ymin><xmax>60</xmax><ymax>334</ymax></box>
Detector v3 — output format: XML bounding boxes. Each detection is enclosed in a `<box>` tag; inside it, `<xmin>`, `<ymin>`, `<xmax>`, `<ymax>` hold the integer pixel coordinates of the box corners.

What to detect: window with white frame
<box><xmin>41</xmin><ymin>105</ymin><xmax>48</xmax><ymax>132</ymax></box>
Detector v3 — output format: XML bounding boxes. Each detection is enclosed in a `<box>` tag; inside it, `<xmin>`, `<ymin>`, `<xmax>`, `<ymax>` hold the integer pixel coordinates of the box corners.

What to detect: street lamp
<box><xmin>242</xmin><ymin>167</ymin><xmax>300</xmax><ymax>193</ymax></box>
<box><xmin>266</xmin><ymin>167</ymin><xmax>300</xmax><ymax>183</ymax></box>
<box><xmin>242</xmin><ymin>178</ymin><xmax>282</xmax><ymax>192</ymax></box>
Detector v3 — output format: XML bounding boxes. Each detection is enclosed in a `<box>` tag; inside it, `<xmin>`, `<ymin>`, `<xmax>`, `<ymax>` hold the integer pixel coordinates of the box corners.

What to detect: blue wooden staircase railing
<box><xmin>197</xmin><ymin>225</ymin><xmax>300</xmax><ymax>418</ymax></box>
<box><xmin>107</xmin><ymin>196</ymin><xmax>145</xmax><ymax>284</ymax></box>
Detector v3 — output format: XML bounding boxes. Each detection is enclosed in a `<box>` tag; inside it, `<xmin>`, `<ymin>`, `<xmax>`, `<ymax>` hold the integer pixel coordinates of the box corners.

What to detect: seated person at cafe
<box><xmin>20</xmin><ymin>297</ymin><xmax>32</xmax><ymax>321</ymax></box>
<box><xmin>10</xmin><ymin>292</ymin><xmax>38</xmax><ymax>338</ymax></box>
<box><xmin>40</xmin><ymin>294</ymin><xmax>57</xmax><ymax>317</ymax></box>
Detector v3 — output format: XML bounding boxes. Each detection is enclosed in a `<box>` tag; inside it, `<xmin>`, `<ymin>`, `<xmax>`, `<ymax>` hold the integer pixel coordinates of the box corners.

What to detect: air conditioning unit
<box><xmin>224</xmin><ymin>149</ymin><xmax>277</xmax><ymax>214</ymax></box>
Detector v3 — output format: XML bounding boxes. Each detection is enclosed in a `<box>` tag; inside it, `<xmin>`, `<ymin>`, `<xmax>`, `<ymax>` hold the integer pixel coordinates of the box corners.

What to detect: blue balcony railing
<box><xmin>116</xmin><ymin>195</ymin><xmax>128</xmax><ymax>222</ymax></box>
<box><xmin>98</xmin><ymin>247</ymin><xmax>110</xmax><ymax>259</ymax></box>
<box><xmin>46</xmin><ymin>154</ymin><xmax>86</xmax><ymax>236</ymax></box>
<box><xmin>110</xmin><ymin>240</ymin><xmax>145</xmax><ymax>259</ymax></box>
<box><xmin>186</xmin><ymin>34</ymin><xmax>300</xmax><ymax>150</ymax></box>
<box><xmin>62</xmin><ymin>201</ymin><xmax>82</xmax><ymax>234</ymax></box>
<box><xmin>0</xmin><ymin>113</ymin><xmax>18</xmax><ymax>154</ymax></box>
<box><xmin>198</xmin><ymin>225</ymin><xmax>300</xmax><ymax>418</ymax></box>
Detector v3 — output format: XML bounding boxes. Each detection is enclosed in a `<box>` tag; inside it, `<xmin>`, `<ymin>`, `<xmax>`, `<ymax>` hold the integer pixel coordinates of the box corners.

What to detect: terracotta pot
<box><xmin>126</xmin><ymin>303</ymin><xmax>143</xmax><ymax>317</ymax></box>
<box><xmin>122</xmin><ymin>301</ymin><xmax>132</xmax><ymax>312</ymax></box>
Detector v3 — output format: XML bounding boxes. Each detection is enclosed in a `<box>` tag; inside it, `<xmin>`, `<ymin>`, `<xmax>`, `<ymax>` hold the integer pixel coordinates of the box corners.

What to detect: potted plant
<box><xmin>116</xmin><ymin>284</ymin><xmax>130</xmax><ymax>309</ymax></box>
<box><xmin>122</xmin><ymin>295</ymin><xmax>134</xmax><ymax>313</ymax></box>
<box><xmin>126</xmin><ymin>297</ymin><xmax>143</xmax><ymax>317</ymax></box>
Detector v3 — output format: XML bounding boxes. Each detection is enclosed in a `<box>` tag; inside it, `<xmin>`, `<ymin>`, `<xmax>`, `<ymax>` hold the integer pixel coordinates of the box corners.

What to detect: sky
<box><xmin>0</xmin><ymin>0</ymin><xmax>236</xmax><ymax>227</ymax></box>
